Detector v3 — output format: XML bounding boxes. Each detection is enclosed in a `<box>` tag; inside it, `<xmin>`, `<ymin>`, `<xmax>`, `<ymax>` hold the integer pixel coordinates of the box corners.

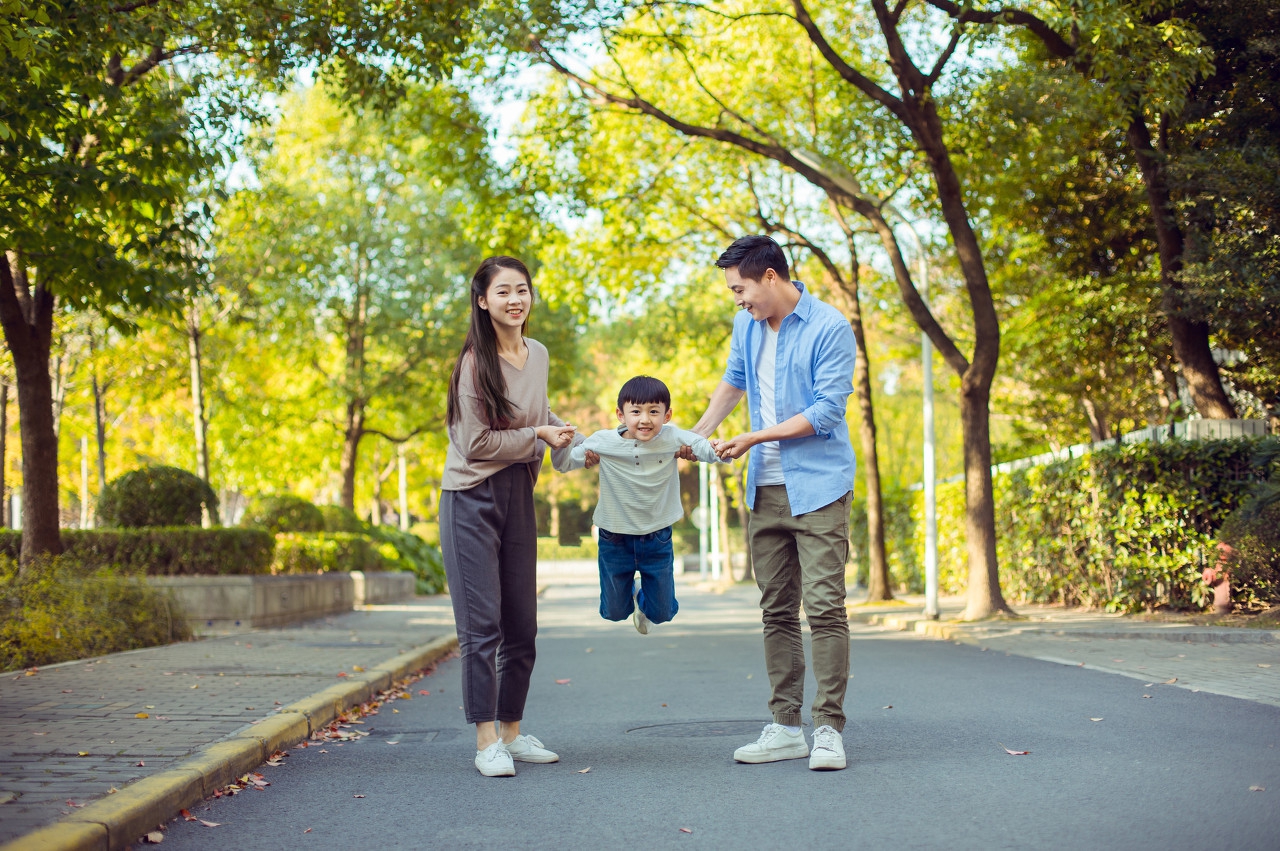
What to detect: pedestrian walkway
<box><xmin>0</xmin><ymin>604</ymin><xmax>457</xmax><ymax>850</ymax></box>
<box><xmin>847</xmin><ymin>594</ymin><xmax>1280</xmax><ymax>707</ymax></box>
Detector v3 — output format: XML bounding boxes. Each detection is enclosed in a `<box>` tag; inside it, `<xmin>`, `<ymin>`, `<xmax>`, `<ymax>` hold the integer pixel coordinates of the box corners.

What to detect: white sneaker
<box><xmin>475</xmin><ymin>741</ymin><xmax>515</xmax><ymax>777</ymax></box>
<box><xmin>632</xmin><ymin>585</ymin><xmax>651</xmax><ymax>635</ymax></box>
<box><xmin>506</xmin><ymin>734</ymin><xmax>559</xmax><ymax>763</ymax></box>
<box><xmin>809</xmin><ymin>724</ymin><xmax>847</xmax><ymax>770</ymax></box>
<box><xmin>733</xmin><ymin>723</ymin><xmax>809</xmax><ymax>763</ymax></box>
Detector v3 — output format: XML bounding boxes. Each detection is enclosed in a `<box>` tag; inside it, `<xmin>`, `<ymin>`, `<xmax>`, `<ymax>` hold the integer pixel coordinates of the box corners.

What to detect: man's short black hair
<box><xmin>617</xmin><ymin>375</ymin><xmax>671</xmax><ymax>410</ymax></box>
<box><xmin>715</xmin><ymin>235</ymin><xmax>789</xmax><ymax>282</ymax></box>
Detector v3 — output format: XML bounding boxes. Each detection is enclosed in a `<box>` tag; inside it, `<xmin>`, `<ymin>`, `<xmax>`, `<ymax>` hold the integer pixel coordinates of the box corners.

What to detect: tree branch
<box><xmin>788</xmin><ymin>0</ymin><xmax>907</xmax><ymax>121</ymax></box>
<box><xmin>922</xmin><ymin>0</ymin><xmax>1076</xmax><ymax>60</ymax></box>
<box><xmin>924</xmin><ymin>26</ymin><xmax>963</xmax><ymax>90</ymax></box>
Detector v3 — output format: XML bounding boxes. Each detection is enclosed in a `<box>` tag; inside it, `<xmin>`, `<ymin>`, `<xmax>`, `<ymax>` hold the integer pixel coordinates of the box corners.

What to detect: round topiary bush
<box><xmin>242</xmin><ymin>495</ymin><xmax>326</xmax><ymax>534</ymax></box>
<box><xmin>319</xmin><ymin>504</ymin><xmax>365</xmax><ymax>534</ymax></box>
<box><xmin>97</xmin><ymin>465</ymin><xmax>218</xmax><ymax>528</ymax></box>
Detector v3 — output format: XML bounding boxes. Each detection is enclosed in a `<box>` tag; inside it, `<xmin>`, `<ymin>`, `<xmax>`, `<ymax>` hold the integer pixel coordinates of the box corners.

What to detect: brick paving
<box><xmin>0</xmin><ymin>603</ymin><xmax>453</xmax><ymax>844</ymax></box>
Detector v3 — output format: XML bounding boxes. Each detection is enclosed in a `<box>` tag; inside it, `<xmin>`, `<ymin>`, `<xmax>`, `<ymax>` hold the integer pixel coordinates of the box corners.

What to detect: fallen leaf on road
<box><xmin>304</xmin><ymin>828</ymin><xmax>312</xmax><ymax>833</ymax></box>
<box><xmin>190</xmin><ymin>685</ymin><xmax>198</xmax><ymax>690</ymax></box>
<box><xmin>418</xmin><ymin>690</ymin><xmax>430</xmax><ymax>696</ymax></box>
<box><xmin>1249</xmin><ymin>786</ymin><xmax>1265</xmax><ymax>792</ymax></box>
<box><xmin>386</xmin><ymin>741</ymin><xmax>400</xmax><ymax>745</ymax></box>
<box><xmin>680</xmin><ymin>828</ymin><xmax>693</xmax><ymax>834</ymax></box>
<box><xmin>24</xmin><ymin>668</ymin><xmax>38</xmax><ymax>676</ymax></box>
<box><xmin>1164</xmin><ymin>678</ymin><xmax>1177</xmax><ymax>684</ymax></box>
<box><xmin>143</xmin><ymin>831</ymin><xmax>163</xmax><ymax>843</ymax></box>
<box><xmin>586</xmin><ymin>648</ymin><xmax>593</xmax><ymax>653</ymax></box>
<box><xmin>318</xmin><ymin>749</ymin><xmax>328</xmax><ymax>753</ymax></box>
<box><xmin>180</xmin><ymin>809</ymin><xmax>195</xmax><ymax>821</ymax></box>
<box><xmin>1144</xmin><ymin>683</ymin><xmax>1154</xmax><ymax>687</ymax></box>
<box><xmin>1090</xmin><ymin>718</ymin><xmax>1103</xmax><ymax>722</ymax></box>
<box><xmin>883</xmin><ymin>705</ymin><xmax>893</xmax><ymax>710</ymax></box>
<box><xmin>77</xmin><ymin>751</ymin><xmax>89</xmax><ymax>757</ymax></box>
<box><xmin>33</xmin><ymin>732</ymin><xmax>47</xmax><ymax>736</ymax></box>
<box><xmin>555</xmin><ymin>679</ymin><xmax>571</xmax><ymax>685</ymax></box>
<box><xmin>1259</xmin><ymin>664</ymin><xmax>1271</xmax><ymax>669</ymax></box>
<box><xmin>662</xmin><ymin>703</ymin><xmax>668</xmax><ymax>707</ymax></box>
<box><xmin>578</xmin><ymin>767</ymin><xmax>591</xmax><ymax>774</ymax></box>
<box><xmin>136</xmin><ymin>760</ymin><xmax>145</xmax><ymax>767</ymax></box>
<box><xmin>66</xmin><ymin>800</ymin><xmax>83</xmax><ymax>808</ymax></box>
<box><xmin>62</xmin><ymin>689</ymin><xmax>72</xmax><ymax>693</ymax></box>
<box><xmin>1142</xmin><ymin>694</ymin><xmax>1152</xmax><ymax>699</ymax></box>
<box><xmin>199</xmin><ymin>820</ymin><xmax>220</xmax><ymax>828</ymax></box>
<box><xmin>135</xmin><ymin>713</ymin><xmax>149</xmax><ymax>719</ymax></box>
<box><xmin>337</xmin><ymin>672</ymin><xmax>348</xmax><ymax>678</ymax></box>
<box><xmin>354</xmin><ymin>794</ymin><xmax>366</xmax><ymax>798</ymax></box>
<box><xmin>353</xmin><ymin>666</ymin><xmax>365</xmax><ymax>672</ymax></box>
<box><xmin>999</xmin><ymin>744</ymin><xmax>1030</xmax><ymax>755</ymax></box>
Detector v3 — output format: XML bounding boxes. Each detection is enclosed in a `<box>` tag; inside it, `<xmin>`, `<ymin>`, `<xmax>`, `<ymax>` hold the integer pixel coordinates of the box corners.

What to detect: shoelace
<box><xmin>812</xmin><ymin>728</ymin><xmax>838</xmax><ymax>752</ymax></box>
<box><xmin>756</xmin><ymin>724</ymin><xmax>784</xmax><ymax>745</ymax></box>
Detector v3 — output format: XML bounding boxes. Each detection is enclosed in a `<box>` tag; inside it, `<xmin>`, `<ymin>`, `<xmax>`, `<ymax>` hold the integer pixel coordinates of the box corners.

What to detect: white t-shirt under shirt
<box><xmin>755</xmin><ymin>323</ymin><xmax>785</xmax><ymax>485</ymax></box>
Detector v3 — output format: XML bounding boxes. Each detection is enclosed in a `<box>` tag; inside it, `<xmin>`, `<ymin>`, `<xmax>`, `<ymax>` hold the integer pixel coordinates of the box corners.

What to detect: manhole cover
<box><xmin>625</xmin><ymin>721</ymin><xmax>768</xmax><ymax>738</ymax></box>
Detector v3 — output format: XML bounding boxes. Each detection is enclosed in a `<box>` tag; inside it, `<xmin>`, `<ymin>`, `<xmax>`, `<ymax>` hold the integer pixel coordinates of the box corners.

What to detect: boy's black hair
<box><xmin>715</xmin><ymin>234</ymin><xmax>789</xmax><ymax>282</ymax></box>
<box><xmin>617</xmin><ymin>375</ymin><xmax>671</xmax><ymax>410</ymax></box>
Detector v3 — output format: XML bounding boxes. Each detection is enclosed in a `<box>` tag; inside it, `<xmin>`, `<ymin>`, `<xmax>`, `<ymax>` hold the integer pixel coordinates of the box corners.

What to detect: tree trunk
<box><xmin>339</xmin><ymin>287</ymin><xmax>369</xmax><ymax>512</ymax></box>
<box><xmin>92</xmin><ymin>374</ymin><xmax>107</xmax><ymax>490</ymax></box>
<box><xmin>0</xmin><ymin>380</ymin><xmax>7</xmax><ymax>527</ymax></box>
<box><xmin>1126</xmin><ymin>116</ymin><xmax>1236</xmax><ymax>419</ymax></box>
<box><xmin>186</xmin><ymin>299</ymin><xmax>216</xmax><ymax>525</ymax></box>
<box><xmin>0</xmin><ymin>254</ymin><xmax>62</xmax><ymax>564</ymax></box>
<box><xmin>339</xmin><ymin>400</ymin><xmax>365</xmax><ymax>511</ymax></box>
<box><xmin>959</xmin><ymin>384</ymin><xmax>1003</xmax><ymax>619</ymax></box>
<box><xmin>1081</xmin><ymin>396</ymin><xmax>1111</xmax><ymax>442</ymax></box>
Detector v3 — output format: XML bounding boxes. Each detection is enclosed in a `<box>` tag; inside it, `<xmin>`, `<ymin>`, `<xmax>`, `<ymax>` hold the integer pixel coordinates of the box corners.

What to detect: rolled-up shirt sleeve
<box><xmin>722</xmin><ymin>312</ymin><xmax>749</xmax><ymax>391</ymax></box>
<box><xmin>800</xmin><ymin>321</ymin><xmax>856</xmax><ymax>438</ymax></box>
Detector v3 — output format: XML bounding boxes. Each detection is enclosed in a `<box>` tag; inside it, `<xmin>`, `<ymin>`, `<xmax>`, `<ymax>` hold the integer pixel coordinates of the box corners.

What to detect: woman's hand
<box><xmin>537</xmin><ymin>424</ymin><xmax>577</xmax><ymax>449</ymax></box>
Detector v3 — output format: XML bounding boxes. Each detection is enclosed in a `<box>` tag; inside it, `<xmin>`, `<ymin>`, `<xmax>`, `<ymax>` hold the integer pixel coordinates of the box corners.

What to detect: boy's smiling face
<box><xmin>617</xmin><ymin>400</ymin><xmax>672</xmax><ymax>442</ymax></box>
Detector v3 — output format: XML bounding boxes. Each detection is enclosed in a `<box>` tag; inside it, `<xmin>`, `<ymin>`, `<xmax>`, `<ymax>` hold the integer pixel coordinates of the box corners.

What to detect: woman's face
<box><xmin>478</xmin><ymin>267</ymin><xmax>532</xmax><ymax>332</ymax></box>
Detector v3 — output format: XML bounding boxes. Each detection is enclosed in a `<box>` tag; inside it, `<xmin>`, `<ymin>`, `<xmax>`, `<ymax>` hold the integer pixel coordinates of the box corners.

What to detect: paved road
<box><xmin>157</xmin><ymin>577</ymin><xmax>1280</xmax><ymax>851</ymax></box>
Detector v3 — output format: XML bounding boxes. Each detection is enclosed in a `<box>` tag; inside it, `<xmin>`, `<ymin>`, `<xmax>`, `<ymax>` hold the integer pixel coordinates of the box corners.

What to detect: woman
<box><xmin>441</xmin><ymin>255</ymin><xmax>584</xmax><ymax>777</ymax></box>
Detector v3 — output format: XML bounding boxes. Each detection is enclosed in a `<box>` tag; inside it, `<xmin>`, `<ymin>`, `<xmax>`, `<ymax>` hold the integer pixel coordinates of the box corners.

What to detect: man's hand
<box><xmin>583</xmin><ymin>449</ymin><xmax>601</xmax><ymax>469</ymax></box>
<box><xmin>674</xmin><ymin>445</ymin><xmax>697</xmax><ymax>462</ymax></box>
<box><xmin>715</xmin><ymin>433</ymin><xmax>757</xmax><ymax>460</ymax></box>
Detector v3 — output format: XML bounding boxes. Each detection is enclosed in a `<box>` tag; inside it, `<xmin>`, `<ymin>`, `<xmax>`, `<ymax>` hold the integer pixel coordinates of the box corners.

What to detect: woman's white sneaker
<box><xmin>505</xmin><ymin>734</ymin><xmax>559</xmax><ymax>763</ymax></box>
<box><xmin>809</xmin><ymin>725</ymin><xmax>846</xmax><ymax>770</ymax></box>
<box><xmin>733</xmin><ymin>723</ymin><xmax>810</xmax><ymax>763</ymax></box>
<box><xmin>475</xmin><ymin>741</ymin><xmax>515</xmax><ymax>776</ymax></box>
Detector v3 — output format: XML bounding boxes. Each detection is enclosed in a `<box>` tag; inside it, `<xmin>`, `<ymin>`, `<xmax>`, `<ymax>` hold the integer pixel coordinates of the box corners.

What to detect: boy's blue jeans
<box><xmin>597</xmin><ymin>526</ymin><xmax>679</xmax><ymax>624</ymax></box>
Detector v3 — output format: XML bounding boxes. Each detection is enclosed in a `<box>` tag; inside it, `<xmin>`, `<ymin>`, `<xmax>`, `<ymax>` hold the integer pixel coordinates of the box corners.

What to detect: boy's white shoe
<box><xmin>475</xmin><ymin>740</ymin><xmax>515</xmax><ymax>777</ymax></box>
<box><xmin>809</xmin><ymin>725</ymin><xmax>847</xmax><ymax>770</ymax></box>
<box><xmin>632</xmin><ymin>585</ymin><xmax>651</xmax><ymax>634</ymax></box>
<box><xmin>733</xmin><ymin>723</ymin><xmax>809</xmax><ymax>763</ymax></box>
<box><xmin>506</xmin><ymin>734</ymin><xmax>559</xmax><ymax>763</ymax></box>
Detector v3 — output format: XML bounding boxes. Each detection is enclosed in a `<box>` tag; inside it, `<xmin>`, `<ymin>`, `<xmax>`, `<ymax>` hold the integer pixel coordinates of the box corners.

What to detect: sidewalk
<box><xmin>0</xmin><ymin>602</ymin><xmax>458</xmax><ymax>851</ymax></box>
<box><xmin>846</xmin><ymin>593</ymin><xmax>1280</xmax><ymax>707</ymax></box>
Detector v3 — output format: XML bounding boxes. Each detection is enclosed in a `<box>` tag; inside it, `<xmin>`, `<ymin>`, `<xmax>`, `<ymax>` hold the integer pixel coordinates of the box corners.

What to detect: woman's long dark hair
<box><xmin>446</xmin><ymin>256</ymin><xmax>533</xmax><ymax>428</ymax></box>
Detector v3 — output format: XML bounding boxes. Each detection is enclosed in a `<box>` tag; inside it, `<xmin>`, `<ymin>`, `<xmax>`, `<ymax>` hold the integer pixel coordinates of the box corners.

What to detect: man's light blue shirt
<box><xmin>723</xmin><ymin>281</ymin><xmax>856</xmax><ymax>516</ymax></box>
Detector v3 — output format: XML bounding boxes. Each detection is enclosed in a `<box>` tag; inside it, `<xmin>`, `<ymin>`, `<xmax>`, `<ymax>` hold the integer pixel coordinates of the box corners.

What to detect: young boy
<box><xmin>568</xmin><ymin>375</ymin><xmax>722</xmax><ymax>634</ymax></box>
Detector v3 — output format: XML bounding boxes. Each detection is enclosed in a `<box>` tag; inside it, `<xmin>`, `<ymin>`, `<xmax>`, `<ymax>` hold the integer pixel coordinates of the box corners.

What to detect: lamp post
<box><xmin>891</xmin><ymin>215</ymin><xmax>939</xmax><ymax>620</ymax></box>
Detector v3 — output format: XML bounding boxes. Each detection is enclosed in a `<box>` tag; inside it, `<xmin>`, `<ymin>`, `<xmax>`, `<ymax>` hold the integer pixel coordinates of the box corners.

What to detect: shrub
<box><xmin>0</xmin><ymin>555</ymin><xmax>192</xmax><ymax>671</ymax></box>
<box><xmin>97</xmin><ymin>465</ymin><xmax>218</xmax><ymax>528</ymax></box>
<box><xmin>272</xmin><ymin>533</ymin><xmax>387</xmax><ymax>574</ymax></box>
<box><xmin>243</xmin><ymin>495</ymin><xmax>326</xmax><ymax>534</ymax></box>
<box><xmin>320</xmin><ymin>505</ymin><xmax>365</xmax><ymax>534</ymax></box>
<box><xmin>0</xmin><ymin>529</ymin><xmax>274</xmax><ymax>575</ymax></box>
<box><xmin>1218</xmin><ymin>483</ymin><xmax>1280</xmax><ymax>607</ymax></box>
<box><xmin>365</xmin><ymin>525</ymin><xmax>446</xmax><ymax>594</ymax></box>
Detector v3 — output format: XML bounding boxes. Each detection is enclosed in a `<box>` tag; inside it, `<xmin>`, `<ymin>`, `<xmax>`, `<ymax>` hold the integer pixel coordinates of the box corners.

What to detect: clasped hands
<box><xmin>672</xmin><ymin>433</ymin><xmax>754</xmax><ymax>462</ymax></box>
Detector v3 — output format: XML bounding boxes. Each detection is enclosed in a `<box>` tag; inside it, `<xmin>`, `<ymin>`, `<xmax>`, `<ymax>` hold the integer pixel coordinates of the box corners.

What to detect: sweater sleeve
<box><xmin>452</xmin><ymin>361</ymin><xmax>540</xmax><ymax>463</ymax></box>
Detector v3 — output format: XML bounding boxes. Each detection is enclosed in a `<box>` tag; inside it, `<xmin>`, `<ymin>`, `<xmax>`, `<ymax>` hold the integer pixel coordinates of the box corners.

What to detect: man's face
<box><xmin>724</xmin><ymin>266</ymin><xmax>780</xmax><ymax>322</ymax></box>
<box><xmin>616</xmin><ymin>400</ymin><xmax>672</xmax><ymax>442</ymax></box>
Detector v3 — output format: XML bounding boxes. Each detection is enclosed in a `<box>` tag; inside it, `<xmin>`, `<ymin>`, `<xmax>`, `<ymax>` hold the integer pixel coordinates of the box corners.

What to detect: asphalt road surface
<box><xmin>156</xmin><ymin>579</ymin><xmax>1280</xmax><ymax>850</ymax></box>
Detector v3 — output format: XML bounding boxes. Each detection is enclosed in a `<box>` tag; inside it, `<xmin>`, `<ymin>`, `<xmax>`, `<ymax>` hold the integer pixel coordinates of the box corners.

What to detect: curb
<box><xmin>860</xmin><ymin>612</ymin><xmax>1279</xmax><ymax>645</ymax></box>
<box><xmin>1</xmin><ymin>634</ymin><xmax>459</xmax><ymax>851</ymax></box>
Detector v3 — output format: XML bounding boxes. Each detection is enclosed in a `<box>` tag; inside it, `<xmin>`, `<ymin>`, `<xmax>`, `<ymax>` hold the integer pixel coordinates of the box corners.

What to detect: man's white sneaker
<box><xmin>733</xmin><ymin>723</ymin><xmax>809</xmax><ymax>763</ymax></box>
<box><xmin>632</xmin><ymin>587</ymin><xmax>651</xmax><ymax>635</ymax></box>
<box><xmin>809</xmin><ymin>724</ymin><xmax>847</xmax><ymax>770</ymax></box>
<box><xmin>475</xmin><ymin>741</ymin><xmax>515</xmax><ymax>777</ymax></box>
<box><xmin>506</xmin><ymin>734</ymin><xmax>559</xmax><ymax>763</ymax></box>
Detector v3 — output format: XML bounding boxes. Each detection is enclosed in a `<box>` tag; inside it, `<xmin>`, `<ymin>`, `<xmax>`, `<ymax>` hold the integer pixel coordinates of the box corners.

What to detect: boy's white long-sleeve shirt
<box><xmin>567</xmin><ymin>424</ymin><xmax>722</xmax><ymax>535</ymax></box>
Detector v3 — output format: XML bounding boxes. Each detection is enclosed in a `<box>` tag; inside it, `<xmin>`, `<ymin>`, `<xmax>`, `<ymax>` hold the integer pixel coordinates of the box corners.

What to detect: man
<box><xmin>691</xmin><ymin>234</ymin><xmax>857</xmax><ymax>771</ymax></box>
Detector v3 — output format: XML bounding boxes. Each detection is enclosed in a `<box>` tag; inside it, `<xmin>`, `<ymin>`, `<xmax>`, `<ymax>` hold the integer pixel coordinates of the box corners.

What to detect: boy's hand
<box><xmin>583</xmin><ymin>450</ymin><xmax>601</xmax><ymax>469</ymax></box>
<box><xmin>674</xmin><ymin>445</ymin><xmax>697</xmax><ymax>462</ymax></box>
<box><xmin>537</xmin><ymin>424</ymin><xmax>577</xmax><ymax>449</ymax></box>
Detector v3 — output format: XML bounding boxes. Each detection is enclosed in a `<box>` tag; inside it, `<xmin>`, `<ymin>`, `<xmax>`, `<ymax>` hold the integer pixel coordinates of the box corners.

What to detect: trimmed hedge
<box><xmin>0</xmin><ymin>529</ymin><xmax>274</xmax><ymax>576</ymax></box>
<box><xmin>898</xmin><ymin>437</ymin><xmax>1279</xmax><ymax>612</ymax></box>
<box><xmin>320</xmin><ymin>505</ymin><xmax>365</xmax><ymax>533</ymax></box>
<box><xmin>365</xmin><ymin>526</ymin><xmax>447</xmax><ymax>594</ymax></box>
<box><xmin>243</xmin><ymin>495</ymin><xmax>326</xmax><ymax>534</ymax></box>
<box><xmin>272</xmin><ymin>532</ymin><xmax>387</xmax><ymax>574</ymax></box>
<box><xmin>97</xmin><ymin>465</ymin><xmax>218</xmax><ymax>528</ymax></box>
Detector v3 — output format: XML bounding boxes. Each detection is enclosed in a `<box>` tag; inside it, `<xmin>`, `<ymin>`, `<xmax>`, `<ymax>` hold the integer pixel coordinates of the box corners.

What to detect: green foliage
<box><xmin>365</xmin><ymin>526</ymin><xmax>446</xmax><ymax>595</ymax></box>
<box><xmin>96</xmin><ymin>466</ymin><xmax>218</xmax><ymax>528</ymax></box>
<box><xmin>320</xmin><ymin>505</ymin><xmax>366</xmax><ymax>534</ymax></box>
<box><xmin>0</xmin><ymin>529</ymin><xmax>274</xmax><ymax>576</ymax></box>
<box><xmin>850</xmin><ymin>488</ymin><xmax>921</xmax><ymax>592</ymax></box>
<box><xmin>1218</xmin><ymin>500</ymin><xmax>1280</xmax><ymax>607</ymax></box>
<box><xmin>909</xmin><ymin>438</ymin><xmax>1279</xmax><ymax>612</ymax></box>
<box><xmin>0</xmin><ymin>555</ymin><xmax>192</xmax><ymax>671</ymax></box>
<box><xmin>243</xmin><ymin>495</ymin><xmax>326</xmax><ymax>534</ymax></box>
<box><xmin>272</xmin><ymin>533</ymin><xmax>387</xmax><ymax>575</ymax></box>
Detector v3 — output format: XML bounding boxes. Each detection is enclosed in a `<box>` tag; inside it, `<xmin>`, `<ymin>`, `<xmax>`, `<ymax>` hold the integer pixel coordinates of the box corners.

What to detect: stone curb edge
<box><xmin>2</xmin><ymin>633</ymin><xmax>459</xmax><ymax>851</ymax></box>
